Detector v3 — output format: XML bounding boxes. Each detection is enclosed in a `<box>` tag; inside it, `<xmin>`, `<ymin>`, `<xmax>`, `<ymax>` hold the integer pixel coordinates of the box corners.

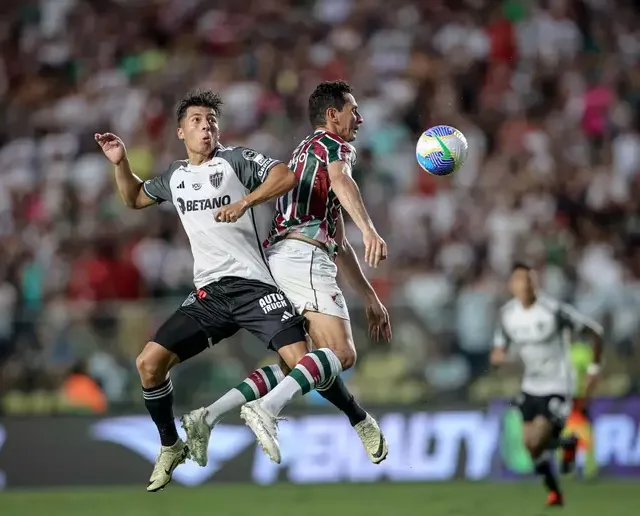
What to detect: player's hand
<box><xmin>490</xmin><ymin>348</ymin><xmax>506</xmax><ymax>368</ymax></box>
<box><xmin>215</xmin><ymin>199</ymin><xmax>249</xmax><ymax>223</ymax></box>
<box><xmin>95</xmin><ymin>133</ymin><xmax>127</xmax><ymax>165</ymax></box>
<box><xmin>585</xmin><ymin>372</ymin><xmax>599</xmax><ymax>398</ymax></box>
<box><xmin>362</xmin><ymin>229</ymin><xmax>387</xmax><ymax>268</ymax></box>
<box><xmin>365</xmin><ymin>294</ymin><xmax>392</xmax><ymax>343</ymax></box>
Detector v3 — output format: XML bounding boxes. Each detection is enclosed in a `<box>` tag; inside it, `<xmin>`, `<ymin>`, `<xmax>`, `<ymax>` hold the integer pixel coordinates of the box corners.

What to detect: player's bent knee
<box><xmin>304</xmin><ymin>311</ymin><xmax>355</xmax><ymax>369</ymax></box>
<box><xmin>333</xmin><ymin>343</ymin><xmax>357</xmax><ymax>370</ymax></box>
<box><xmin>136</xmin><ymin>341</ymin><xmax>178</xmax><ymax>387</ymax></box>
<box><xmin>522</xmin><ymin>426</ymin><xmax>537</xmax><ymax>452</ymax></box>
<box><xmin>523</xmin><ymin>438</ymin><xmax>539</xmax><ymax>456</ymax></box>
<box><xmin>523</xmin><ymin>433</ymin><xmax>546</xmax><ymax>457</ymax></box>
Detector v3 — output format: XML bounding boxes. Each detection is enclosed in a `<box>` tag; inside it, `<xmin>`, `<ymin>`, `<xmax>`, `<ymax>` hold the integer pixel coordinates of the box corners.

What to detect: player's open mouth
<box><xmin>202</xmin><ymin>136</ymin><xmax>211</xmax><ymax>143</ymax></box>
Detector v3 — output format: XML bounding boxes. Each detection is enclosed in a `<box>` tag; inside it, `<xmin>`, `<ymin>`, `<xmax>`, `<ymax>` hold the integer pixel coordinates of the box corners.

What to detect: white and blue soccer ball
<box><xmin>416</xmin><ymin>125</ymin><xmax>468</xmax><ymax>176</ymax></box>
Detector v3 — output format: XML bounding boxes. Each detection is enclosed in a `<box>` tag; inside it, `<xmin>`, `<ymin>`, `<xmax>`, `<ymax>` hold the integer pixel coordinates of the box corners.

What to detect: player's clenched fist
<box><xmin>215</xmin><ymin>199</ymin><xmax>249</xmax><ymax>223</ymax></box>
<box><xmin>95</xmin><ymin>133</ymin><xmax>127</xmax><ymax>165</ymax></box>
<box><xmin>362</xmin><ymin>229</ymin><xmax>387</xmax><ymax>268</ymax></box>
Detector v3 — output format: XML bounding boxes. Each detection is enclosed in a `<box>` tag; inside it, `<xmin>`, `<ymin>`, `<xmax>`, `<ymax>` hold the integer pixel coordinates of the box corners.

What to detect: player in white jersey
<box><xmin>95</xmin><ymin>90</ymin><xmax>349</xmax><ymax>492</ymax></box>
<box><xmin>491</xmin><ymin>263</ymin><xmax>603</xmax><ymax>507</ymax></box>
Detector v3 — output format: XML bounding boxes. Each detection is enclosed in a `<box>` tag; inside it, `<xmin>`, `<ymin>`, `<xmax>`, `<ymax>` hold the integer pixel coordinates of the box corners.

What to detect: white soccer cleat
<box><xmin>354</xmin><ymin>414</ymin><xmax>388</xmax><ymax>464</ymax></box>
<box><xmin>180</xmin><ymin>407</ymin><xmax>212</xmax><ymax>467</ymax></box>
<box><xmin>240</xmin><ymin>400</ymin><xmax>282</xmax><ymax>464</ymax></box>
<box><xmin>146</xmin><ymin>438</ymin><xmax>189</xmax><ymax>492</ymax></box>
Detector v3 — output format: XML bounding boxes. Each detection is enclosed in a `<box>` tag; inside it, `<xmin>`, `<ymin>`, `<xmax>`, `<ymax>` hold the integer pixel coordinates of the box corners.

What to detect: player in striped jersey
<box><xmin>239</xmin><ymin>80</ymin><xmax>391</xmax><ymax>464</ymax></box>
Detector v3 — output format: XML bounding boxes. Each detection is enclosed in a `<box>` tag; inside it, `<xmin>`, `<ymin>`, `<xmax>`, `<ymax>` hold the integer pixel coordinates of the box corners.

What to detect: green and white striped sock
<box><xmin>260</xmin><ymin>349</ymin><xmax>343</xmax><ymax>416</ymax></box>
<box><xmin>204</xmin><ymin>364</ymin><xmax>285</xmax><ymax>426</ymax></box>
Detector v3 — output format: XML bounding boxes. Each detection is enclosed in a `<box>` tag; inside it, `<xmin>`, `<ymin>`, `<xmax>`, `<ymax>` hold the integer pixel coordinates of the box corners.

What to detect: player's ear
<box><xmin>326</xmin><ymin>107</ymin><xmax>338</xmax><ymax>123</ymax></box>
<box><xmin>177</xmin><ymin>126</ymin><xmax>185</xmax><ymax>141</ymax></box>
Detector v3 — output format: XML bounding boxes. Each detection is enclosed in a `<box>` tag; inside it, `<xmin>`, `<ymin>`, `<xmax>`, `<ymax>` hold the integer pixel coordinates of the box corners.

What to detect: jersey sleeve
<box><xmin>557</xmin><ymin>303</ymin><xmax>603</xmax><ymax>336</ymax></box>
<box><xmin>142</xmin><ymin>161</ymin><xmax>180</xmax><ymax>204</ymax></box>
<box><xmin>226</xmin><ymin>147</ymin><xmax>281</xmax><ymax>192</ymax></box>
<box><xmin>493</xmin><ymin>319</ymin><xmax>510</xmax><ymax>349</ymax></box>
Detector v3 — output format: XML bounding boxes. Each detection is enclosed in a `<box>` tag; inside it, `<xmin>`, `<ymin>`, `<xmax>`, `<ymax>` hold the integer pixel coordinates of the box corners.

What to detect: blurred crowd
<box><xmin>1</xmin><ymin>0</ymin><xmax>640</xmax><ymax>413</ymax></box>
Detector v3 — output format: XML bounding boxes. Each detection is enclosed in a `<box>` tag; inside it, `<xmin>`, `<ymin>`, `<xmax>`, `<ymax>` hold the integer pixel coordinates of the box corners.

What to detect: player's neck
<box><xmin>519</xmin><ymin>295</ymin><xmax>537</xmax><ymax>309</ymax></box>
<box><xmin>315</xmin><ymin>125</ymin><xmax>341</xmax><ymax>139</ymax></box>
<box><xmin>187</xmin><ymin>149</ymin><xmax>216</xmax><ymax>166</ymax></box>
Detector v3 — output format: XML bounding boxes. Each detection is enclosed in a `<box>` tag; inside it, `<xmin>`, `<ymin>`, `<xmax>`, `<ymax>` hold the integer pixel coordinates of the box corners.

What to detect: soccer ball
<box><xmin>416</xmin><ymin>125</ymin><xmax>468</xmax><ymax>176</ymax></box>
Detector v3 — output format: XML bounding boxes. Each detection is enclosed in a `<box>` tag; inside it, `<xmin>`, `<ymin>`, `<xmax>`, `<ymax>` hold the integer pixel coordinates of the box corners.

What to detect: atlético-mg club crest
<box><xmin>209</xmin><ymin>172</ymin><xmax>223</xmax><ymax>189</ymax></box>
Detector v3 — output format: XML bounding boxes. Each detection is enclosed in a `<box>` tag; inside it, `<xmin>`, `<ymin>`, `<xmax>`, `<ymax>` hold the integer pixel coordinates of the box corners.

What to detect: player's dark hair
<box><xmin>511</xmin><ymin>261</ymin><xmax>532</xmax><ymax>273</ymax></box>
<box><xmin>176</xmin><ymin>90</ymin><xmax>223</xmax><ymax>125</ymax></box>
<box><xmin>308</xmin><ymin>80</ymin><xmax>353</xmax><ymax>128</ymax></box>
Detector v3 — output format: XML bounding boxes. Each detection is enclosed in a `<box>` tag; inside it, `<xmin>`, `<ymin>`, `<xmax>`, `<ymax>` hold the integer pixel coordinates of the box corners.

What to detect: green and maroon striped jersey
<box><xmin>266</xmin><ymin>130</ymin><xmax>357</xmax><ymax>256</ymax></box>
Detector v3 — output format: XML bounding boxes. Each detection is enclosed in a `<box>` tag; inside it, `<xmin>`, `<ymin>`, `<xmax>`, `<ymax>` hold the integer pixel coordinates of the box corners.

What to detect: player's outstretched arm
<box><xmin>242</xmin><ymin>163</ymin><xmax>297</xmax><ymax>208</ymax></box>
<box><xmin>335</xmin><ymin>213</ymin><xmax>391</xmax><ymax>342</ymax></box>
<box><xmin>95</xmin><ymin>133</ymin><xmax>155</xmax><ymax>209</ymax></box>
<box><xmin>328</xmin><ymin>161</ymin><xmax>387</xmax><ymax>268</ymax></box>
<box><xmin>216</xmin><ymin>163</ymin><xmax>297</xmax><ymax>223</ymax></box>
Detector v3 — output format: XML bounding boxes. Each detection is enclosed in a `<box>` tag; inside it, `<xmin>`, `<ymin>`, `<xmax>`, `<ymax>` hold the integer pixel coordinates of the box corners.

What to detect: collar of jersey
<box><xmin>185</xmin><ymin>146</ymin><xmax>224</xmax><ymax>170</ymax></box>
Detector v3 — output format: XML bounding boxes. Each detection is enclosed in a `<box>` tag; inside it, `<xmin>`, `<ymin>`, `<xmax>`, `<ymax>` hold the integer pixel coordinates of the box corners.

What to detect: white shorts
<box><xmin>266</xmin><ymin>239</ymin><xmax>350</xmax><ymax>320</ymax></box>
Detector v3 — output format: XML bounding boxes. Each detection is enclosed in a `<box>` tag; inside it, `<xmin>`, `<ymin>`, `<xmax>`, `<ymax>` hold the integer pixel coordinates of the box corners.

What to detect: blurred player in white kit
<box><xmin>491</xmin><ymin>263</ymin><xmax>603</xmax><ymax>507</ymax></box>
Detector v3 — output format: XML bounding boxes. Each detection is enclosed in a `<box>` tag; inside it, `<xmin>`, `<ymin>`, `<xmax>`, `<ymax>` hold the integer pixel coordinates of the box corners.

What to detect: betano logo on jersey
<box><xmin>176</xmin><ymin>195</ymin><xmax>231</xmax><ymax>215</ymax></box>
<box><xmin>259</xmin><ymin>293</ymin><xmax>288</xmax><ymax>314</ymax></box>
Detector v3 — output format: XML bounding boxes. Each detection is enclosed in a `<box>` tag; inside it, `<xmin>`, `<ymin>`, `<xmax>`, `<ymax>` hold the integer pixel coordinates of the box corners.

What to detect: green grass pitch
<box><xmin>0</xmin><ymin>481</ymin><xmax>634</xmax><ymax>516</ymax></box>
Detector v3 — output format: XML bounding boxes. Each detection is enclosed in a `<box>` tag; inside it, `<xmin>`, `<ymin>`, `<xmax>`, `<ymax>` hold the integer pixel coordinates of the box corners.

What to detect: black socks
<box><xmin>143</xmin><ymin>377</ymin><xmax>178</xmax><ymax>447</ymax></box>
<box><xmin>317</xmin><ymin>376</ymin><xmax>367</xmax><ymax>426</ymax></box>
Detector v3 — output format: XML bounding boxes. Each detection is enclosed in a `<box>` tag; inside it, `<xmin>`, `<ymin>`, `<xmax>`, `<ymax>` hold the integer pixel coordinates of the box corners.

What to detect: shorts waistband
<box><xmin>283</xmin><ymin>233</ymin><xmax>329</xmax><ymax>253</ymax></box>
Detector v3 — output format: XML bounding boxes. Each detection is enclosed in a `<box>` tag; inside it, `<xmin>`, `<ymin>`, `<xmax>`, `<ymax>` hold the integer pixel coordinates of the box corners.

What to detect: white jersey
<box><xmin>493</xmin><ymin>295</ymin><xmax>602</xmax><ymax>397</ymax></box>
<box><xmin>142</xmin><ymin>146</ymin><xmax>280</xmax><ymax>289</ymax></box>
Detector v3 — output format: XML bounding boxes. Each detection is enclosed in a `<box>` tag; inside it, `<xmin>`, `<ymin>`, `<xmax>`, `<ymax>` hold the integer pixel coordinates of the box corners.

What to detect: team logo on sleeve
<box><xmin>242</xmin><ymin>149</ymin><xmax>270</xmax><ymax>166</ymax></box>
<box><xmin>242</xmin><ymin>149</ymin><xmax>257</xmax><ymax>160</ymax></box>
<box><xmin>209</xmin><ymin>172</ymin><xmax>223</xmax><ymax>189</ymax></box>
<box><xmin>242</xmin><ymin>148</ymin><xmax>277</xmax><ymax>181</ymax></box>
